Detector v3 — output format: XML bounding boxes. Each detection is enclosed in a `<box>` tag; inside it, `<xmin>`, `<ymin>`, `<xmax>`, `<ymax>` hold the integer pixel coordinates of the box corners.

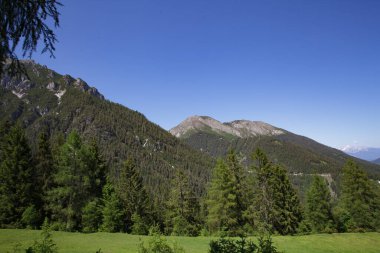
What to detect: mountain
<box><xmin>171</xmin><ymin>116</ymin><xmax>284</xmax><ymax>139</ymax></box>
<box><xmin>341</xmin><ymin>145</ymin><xmax>380</xmax><ymax>161</ymax></box>
<box><xmin>170</xmin><ymin>116</ymin><xmax>380</xmax><ymax>199</ymax></box>
<box><xmin>373</xmin><ymin>158</ymin><xmax>380</xmax><ymax>165</ymax></box>
<box><xmin>0</xmin><ymin>61</ymin><xmax>214</xmax><ymax>201</ymax></box>
<box><xmin>170</xmin><ymin>115</ymin><xmax>380</xmax><ymax>175</ymax></box>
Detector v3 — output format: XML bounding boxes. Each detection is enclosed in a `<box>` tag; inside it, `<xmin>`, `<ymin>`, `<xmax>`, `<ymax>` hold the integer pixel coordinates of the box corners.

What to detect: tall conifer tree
<box><xmin>250</xmin><ymin>149</ymin><xmax>302</xmax><ymax>235</ymax></box>
<box><xmin>306</xmin><ymin>175</ymin><xmax>334</xmax><ymax>232</ymax></box>
<box><xmin>47</xmin><ymin>131</ymin><xmax>106</xmax><ymax>231</ymax></box>
<box><xmin>206</xmin><ymin>150</ymin><xmax>248</xmax><ymax>236</ymax></box>
<box><xmin>165</xmin><ymin>170</ymin><xmax>201</xmax><ymax>236</ymax></box>
<box><xmin>339</xmin><ymin>160</ymin><xmax>380</xmax><ymax>231</ymax></box>
<box><xmin>101</xmin><ymin>183</ymin><xmax>125</xmax><ymax>232</ymax></box>
<box><xmin>117</xmin><ymin>159</ymin><xmax>150</xmax><ymax>234</ymax></box>
<box><xmin>35</xmin><ymin>130</ymin><xmax>54</xmax><ymax>221</ymax></box>
<box><xmin>0</xmin><ymin>124</ymin><xmax>35</xmax><ymax>227</ymax></box>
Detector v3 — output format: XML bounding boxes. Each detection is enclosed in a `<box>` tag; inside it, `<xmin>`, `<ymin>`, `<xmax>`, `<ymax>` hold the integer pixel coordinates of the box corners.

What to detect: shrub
<box><xmin>21</xmin><ymin>205</ymin><xmax>40</xmax><ymax>229</ymax></box>
<box><xmin>138</xmin><ymin>231</ymin><xmax>185</xmax><ymax>253</ymax></box>
<box><xmin>209</xmin><ymin>235</ymin><xmax>282</xmax><ymax>253</ymax></box>
<box><xmin>131</xmin><ymin>212</ymin><xmax>149</xmax><ymax>235</ymax></box>
<box><xmin>257</xmin><ymin>236</ymin><xmax>281</xmax><ymax>253</ymax></box>
<box><xmin>209</xmin><ymin>237</ymin><xmax>256</xmax><ymax>253</ymax></box>
<box><xmin>25</xmin><ymin>219</ymin><xmax>58</xmax><ymax>253</ymax></box>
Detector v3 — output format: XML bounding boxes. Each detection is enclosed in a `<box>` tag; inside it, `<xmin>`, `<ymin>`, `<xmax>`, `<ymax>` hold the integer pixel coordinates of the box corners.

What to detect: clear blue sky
<box><xmin>30</xmin><ymin>0</ymin><xmax>380</xmax><ymax>149</ymax></box>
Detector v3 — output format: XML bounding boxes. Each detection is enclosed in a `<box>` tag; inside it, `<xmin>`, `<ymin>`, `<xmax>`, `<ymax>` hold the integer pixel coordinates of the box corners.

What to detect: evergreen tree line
<box><xmin>0</xmin><ymin>123</ymin><xmax>379</xmax><ymax>235</ymax></box>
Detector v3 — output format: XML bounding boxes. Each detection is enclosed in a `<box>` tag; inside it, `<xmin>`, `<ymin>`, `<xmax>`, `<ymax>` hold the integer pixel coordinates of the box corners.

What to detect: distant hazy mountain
<box><xmin>341</xmin><ymin>145</ymin><xmax>380</xmax><ymax>161</ymax></box>
<box><xmin>373</xmin><ymin>158</ymin><xmax>380</xmax><ymax>165</ymax></box>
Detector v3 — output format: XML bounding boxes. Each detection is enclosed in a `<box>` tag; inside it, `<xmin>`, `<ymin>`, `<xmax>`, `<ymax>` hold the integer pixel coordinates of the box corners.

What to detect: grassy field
<box><xmin>0</xmin><ymin>229</ymin><xmax>380</xmax><ymax>253</ymax></box>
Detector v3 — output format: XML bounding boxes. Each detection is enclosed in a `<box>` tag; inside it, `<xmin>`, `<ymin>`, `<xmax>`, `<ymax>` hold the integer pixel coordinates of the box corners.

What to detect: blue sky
<box><xmin>29</xmin><ymin>0</ymin><xmax>380</xmax><ymax>149</ymax></box>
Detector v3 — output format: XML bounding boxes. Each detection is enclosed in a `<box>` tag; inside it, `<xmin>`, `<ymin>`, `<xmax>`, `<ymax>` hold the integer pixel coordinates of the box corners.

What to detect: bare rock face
<box><xmin>1</xmin><ymin>60</ymin><xmax>105</xmax><ymax>100</ymax></box>
<box><xmin>72</xmin><ymin>78</ymin><xmax>104</xmax><ymax>100</ymax></box>
<box><xmin>46</xmin><ymin>81</ymin><xmax>59</xmax><ymax>91</ymax></box>
<box><xmin>227</xmin><ymin>120</ymin><xmax>284</xmax><ymax>137</ymax></box>
<box><xmin>170</xmin><ymin>116</ymin><xmax>241</xmax><ymax>138</ymax></box>
<box><xmin>170</xmin><ymin>115</ymin><xmax>284</xmax><ymax>138</ymax></box>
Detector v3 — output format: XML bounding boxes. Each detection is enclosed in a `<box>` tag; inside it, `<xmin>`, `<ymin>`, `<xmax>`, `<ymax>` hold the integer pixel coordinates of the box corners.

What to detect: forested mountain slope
<box><xmin>0</xmin><ymin>61</ymin><xmax>214</xmax><ymax>201</ymax></box>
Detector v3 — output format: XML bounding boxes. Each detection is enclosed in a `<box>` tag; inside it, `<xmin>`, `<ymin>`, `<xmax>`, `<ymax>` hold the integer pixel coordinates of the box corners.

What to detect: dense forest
<box><xmin>1</xmin><ymin>122</ymin><xmax>379</xmax><ymax>235</ymax></box>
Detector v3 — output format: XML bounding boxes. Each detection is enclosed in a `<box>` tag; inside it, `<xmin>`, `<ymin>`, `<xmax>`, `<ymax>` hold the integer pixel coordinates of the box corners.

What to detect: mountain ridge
<box><xmin>373</xmin><ymin>158</ymin><xmax>380</xmax><ymax>165</ymax></box>
<box><xmin>341</xmin><ymin>146</ymin><xmax>380</xmax><ymax>161</ymax></box>
<box><xmin>170</xmin><ymin>115</ymin><xmax>284</xmax><ymax>139</ymax></box>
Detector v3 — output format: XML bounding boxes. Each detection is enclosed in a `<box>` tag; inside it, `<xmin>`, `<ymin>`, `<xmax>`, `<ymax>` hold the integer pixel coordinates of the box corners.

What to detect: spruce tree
<box><xmin>47</xmin><ymin>131</ymin><xmax>106</xmax><ymax>231</ymax></box>
<box><xmin>101</xmin><ymin>183</ymin><xmax>124</xmax><ymax>232</ymax></box>
<box><xmin>0</xmin><ymin>124</ymin><xmax>35</xmax><ymax>227</ymax></box>
<box><xmin>226</xmin><ymin>150</ymin><xmax>250</xmax><ymax>230</ymax></box>
<box><xmin>206</xmin><ymin>159</ymin><xmax>234</xmax><ymax>235</ymax></box>
<box><xmin>35</xmin><ymin>130</ymin><xmax>55</xmax><ymax>222</ymax></box>
<box><xmin>47</xmin><ymin>131</ymin><xmax>83</xmax><ymax>230</ymax></box>
<box><xmin>165</xmin><ymin>170</ymin><xmax>201</xmax><ymax>236</ymax></box>
<box><xmin>117</xmin><ymin>159</ymin><xmax>150</xmax><ymax>234</ymax></box>
<box><xmin>82</xmin><ymin>198</ymin><xmax>103</xmax><ymax>233</ymax></box>
<box><xmin>339</xmin><ymin>160</ymin><xmax>380</xmax><ymax>231</ymax></box>
<box><xmin>206</xmin><ymin>150</ymin><xmax>248</xmax><ymax>236</ymax></box>
<box><xmin>250</xmin><ymin>148</ymin><xmax>302</xmax><ymax>235</ymax></box>
<box><xmin>271</xmin><ymin>164</ymin><xmax>302</xmax><ymax>235</ymax></box>
<box><xmin>35</xmin><ymin>131</ymin><xmax>54</xmax><ymax>195</ymax></box>
<box><xmin>306</xmin><ymin>175</ymin><xmax>334</xmax><ymax>233</ymax></box>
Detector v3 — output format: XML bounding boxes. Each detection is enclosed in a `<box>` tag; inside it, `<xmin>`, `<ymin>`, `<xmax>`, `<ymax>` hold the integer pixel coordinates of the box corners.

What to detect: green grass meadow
<box><xmin>0</xmin><ymin>229</ymin><xmax>379</xmax><ymax>253</ymax></box>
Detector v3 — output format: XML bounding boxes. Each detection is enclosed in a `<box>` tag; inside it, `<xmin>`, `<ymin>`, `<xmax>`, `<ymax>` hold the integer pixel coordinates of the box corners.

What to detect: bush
<box><xmin>257</xmin><ymin>236</ymin><xmax>281</xmax><ymax>253</ymax></box>
<box><xmin>209</xmin><ymin>237</ymin><xmax>256</xmax><ymax>253</ymax></box>
<box><xmin>209</xmin><ymin>235</ymin><xmax>282</xmax><ymax>253</ymax></box>
<box><xmin>25</xmin><ymin>219</ymin><xmax>58</xmax><ymax>253</ymax></box>
<box><xmin>296</xmin><ymin>220</ymin><xmax>312</xmax><ymax>235</ymax></box>
<box><xmin>169</xmin><ymin>216</ymin><xmax>200</xmax><ymax>237</ymax></box>
<box><xmin>21</xmin><ymin>205</ymin><xmax>40</xmax><ymax>229</ymax></box>
<box><xmin>131</xmin><ymin>212</ymin><xmax>149</xmax><ymax>235</ymax></box>
<box><xmin>138</xmin><ymin>231</ymin><xmax>185</xmax><ymax>253</ymax></box>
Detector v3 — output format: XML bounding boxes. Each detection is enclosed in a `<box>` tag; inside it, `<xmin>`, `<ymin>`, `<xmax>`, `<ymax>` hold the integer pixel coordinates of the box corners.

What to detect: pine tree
<box><xmin>47</xmin><ymin>131</ymin><xmax>83</xmax><ymax>230</ymax></box>
<box><xmin>35</xmin><ymin>131</ymin><xmax>54</xmax><ymax>195</ymax></box>
<box><xmin>165</xmin><ymin>170</ymin><xmax>201</xmax><ymax>236</ymax></box>
<box><xmin>306</xmin><ymin>175</ymin><xmax>334</xmax><ymax>233</ymax></box>
<box><xmin>0</xmin><ymin>124</ymin><xmax>35</xmax><ymax>227</ymax></box>
<box><xmin>47</xmin><ymin>131</ymin><xmax>106</xmax><ymax>231</ymax></box>
<box><xmin>206</xmin><ymin>150</ymin><xmax>248</xmax><ymax>236</ymax></box>
<box><xmin>271</xmin><ymin>164</ymin><xmax>302</xmax><ymax>235</ymax></box>
<box><xmin>101</xmin><ymin>183</ymin><xmax>124</xmax><ymax>232</ymax></box>
<box><xmin>206</xmin><ymin>159</ymin><xmax>233</xmax><ymax>235</ymax></box>
<box><xmin>339</xmin><ymin>160</ymin><xmax>380</xmax><ymax>231</ymax></box>
<box><xmin>250</xmin><ymin>148</ymin><xmax>302</xmax><ymax>235</ymax></box>
<box><xmin>34</xmin><ymin>130</ymin><xmax>55</xmax><ymax>223</ymax></box>
<box><xmin>82</xmin><ymin>198</ymin><xmax>103</xmax><ymax>233</ymax></box>
<box><xmin>82</xmin><ymin>140</ymin><xmax>106</xmax><ymax>199</ymax></box>
<box><xmin>117</xmin><ymin>159</ymin><xmax>150</xmax><ymax>234</ymax></box>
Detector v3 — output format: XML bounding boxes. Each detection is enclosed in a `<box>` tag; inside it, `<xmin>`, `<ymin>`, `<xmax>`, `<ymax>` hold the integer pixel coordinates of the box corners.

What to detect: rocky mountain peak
<box><xmin>227</xmin><ymin>120</ymin><xmax>284</xmax><ymax>136</ymax></box>
<box><xmin>1</xmin><ymin>60</ymin><xmax>104</xmax><ymax>100</ymax></box>
<box><xmin>170</xmin><ymin>116</ymin><xmax>284</xmax><ymax>138</ymax></box>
